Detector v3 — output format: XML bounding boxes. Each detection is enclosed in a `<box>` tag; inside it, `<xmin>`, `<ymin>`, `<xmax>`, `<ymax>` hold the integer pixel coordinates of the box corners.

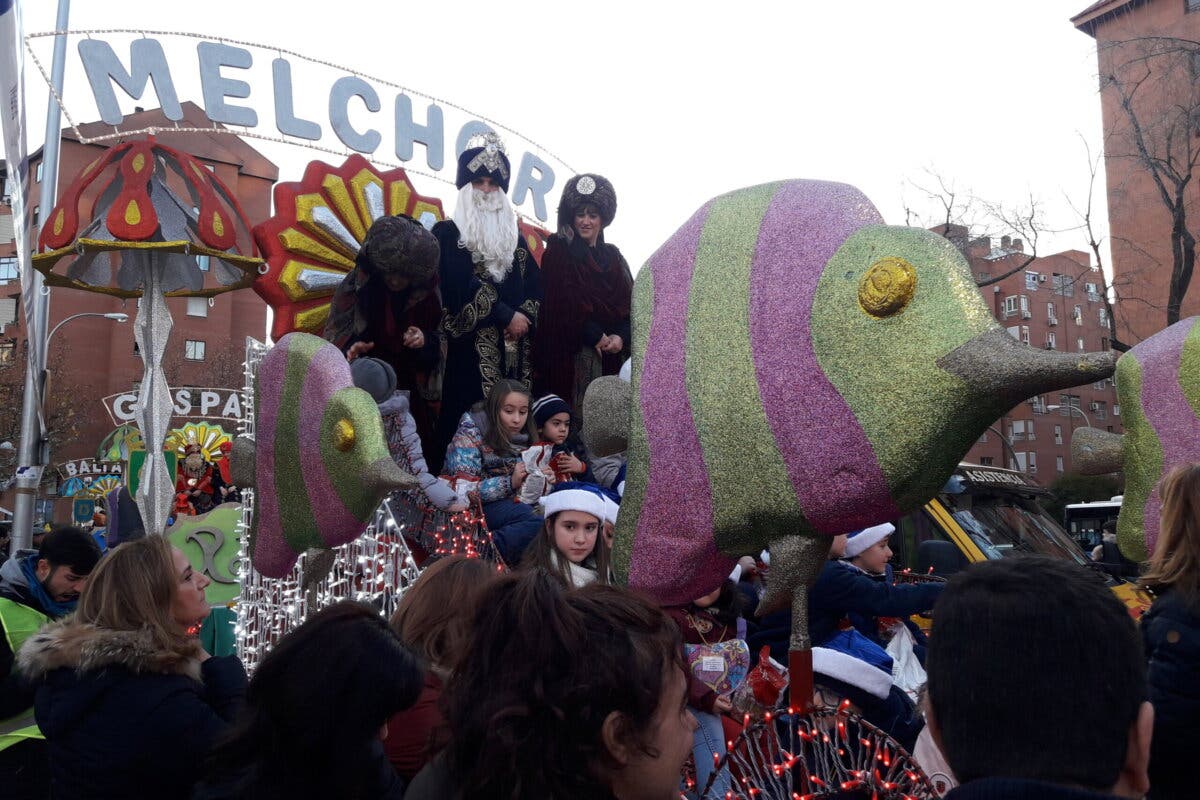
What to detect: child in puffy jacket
<box><xmin>441</xmin><ymin>380</ymin><xmax>548</xmax><ymax>565</ymax></box>
<box><xmin>350</xmin><ymin>358</ymin><xmax>463</xmax><ymax>514</ymax></box>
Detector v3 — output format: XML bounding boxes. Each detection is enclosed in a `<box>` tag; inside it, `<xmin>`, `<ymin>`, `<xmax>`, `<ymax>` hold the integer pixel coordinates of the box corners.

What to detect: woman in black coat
<box><xmin>1139</xmin><ymin>463</ymin><xmax>1200</xmax><ymax>800</ymax></box>
<box><xmin>17</xmin><ymin>536</ymin><xmax>245</xmax><ymax>800</ymax></box>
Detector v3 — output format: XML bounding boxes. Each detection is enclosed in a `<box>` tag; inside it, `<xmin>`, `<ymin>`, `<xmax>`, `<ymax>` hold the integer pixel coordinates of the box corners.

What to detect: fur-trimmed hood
<box><xmin>18</xmin><ymin>616</ymin><xmax>204</xmax><ymax>683</ymax></box>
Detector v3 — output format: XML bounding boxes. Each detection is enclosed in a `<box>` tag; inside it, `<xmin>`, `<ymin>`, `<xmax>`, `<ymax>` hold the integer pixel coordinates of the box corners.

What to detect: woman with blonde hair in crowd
<box><xmin>384</xmin><ymin>555</ymin><xmax>499</xmax><ymax>781</ymax></box>
<box><xmin>1140</xmin><ymin>462</ymin><xmax>1200</xmax><ymax>800</ymax></box>
<box><xmin>17</xmin><ymin>536</ymin><xmax>245</xmax><ymax>800</ymax></box>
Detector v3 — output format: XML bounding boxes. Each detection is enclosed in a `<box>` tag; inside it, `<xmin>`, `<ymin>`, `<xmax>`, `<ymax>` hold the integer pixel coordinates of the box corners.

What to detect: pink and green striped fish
<box><xmin>1113</xmin><ymin>317</ymin><xmax>1200</xmax><ymax>562</ymax></box>
<box><xmin>234</xmin><ymin>332</ymin><xmax>417</xmax><ymax>578</ymax></box>
<box><xmin>613</xmin><ymin>180</ymin><xmax>1118</xmax><ymax>611</ymax></box>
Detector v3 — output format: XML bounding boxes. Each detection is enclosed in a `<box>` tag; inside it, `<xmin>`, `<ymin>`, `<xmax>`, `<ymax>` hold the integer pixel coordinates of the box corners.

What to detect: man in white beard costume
<box><xmin>430</xmin><ymin>132</ymin><xmax>541</xmax><ymax>470</ymax></box>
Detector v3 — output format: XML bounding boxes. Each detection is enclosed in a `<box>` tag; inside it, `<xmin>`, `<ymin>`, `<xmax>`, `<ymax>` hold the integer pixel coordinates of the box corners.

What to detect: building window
<box><xmin>1052</xmin><ymin>274</ymin><xmax>1074</xmax><ymax>297</ymax></box>
<box><xmin>0</xmin><ymin>256</ymin><xmax>17</xmax><ymax>282</ymax></box>
<box><xmin>1189</xmin><ymin>0</ymin><xmax>1200</xmax><ymax>14</ymax></box>
<box><xmin>195</xmin><ymin>255</ymin><xmax>210</xmax><ymax>272</ymax></box>
<box><xmin>1054</xmin><ymin>425</ymin><xmax>1063</xmax><ymax>445</ymax></box>
<box><xmin>1098</xmin><ymin>307</ymin><xmax>1109</xmax><ymax>329</ymax></box>
<box><xmin>1056</xmin><ymin>455</ymin><xmax>1064</xmax><ymax>472</ymax></box>
<box><xmin>185</xmin><ymin>340</ymin><xmax>206</xmax><ymax>361</ymax></box>
<box><xmin>1073</xmin><ymin>304</ymin><xmax>1083</xmax><ymax>325</ymax></box>
<box><xmin>1020</xmin><ymin>325</ymin><xmax>1030</xmax><ymax>344</ymax></box>
<box><xmin>1114</xmin><ymin>403</ymin><xmax>1121</xmax><ymax>417</ymax></box>
<box><xmin>1025</xmin><ymin>271</ymin><xmax>1039</xmax><ymax>290</ymax></box>
<box><xmin>1046</xmin><ymin>302</ymin><xmax>1057</xmax><ymax>325</ymax></box>
<box><xmin>1046</xmin><ymin>331</ymin><xmax>1057</xmax><ymax>350</ymax></box>
<box><xmin>1101</xmin><ymin>337</ymin><xmax>1110</xmax><ymax>351</ymax></box>
<box><xmin>0</xmin><ymin>341</ymin><xmax>14</xmax><ymax>365</ymax></box>
<box><xmin>1077</xmin><ymin>337</ymin><xmax>1086</xmax><ymax>352</ymax></box>
<box><xmin>1003</xmin><ymin>296</ymin><xmax>1018</xmax><ymax>316</ymax></box>
<box><xmin>186</xmin><ymin>297</ymin><xmax>209</xmax><ymax>318</ymax></box>
<box><xmin>1027</xmin><ymin>452</ymin><xmax>1038</xmax><ymax>474</ymax></box>
<box><xmin>1011</xmin><ymin>420</ymin><xmax>1035</xmax><ymax>441</ymax></box>
<box><xmin>35</xmin><ymin>161</ymin><xmax>43</xmax><ymax>182</ymax></box>
<box><xmin>979</xmin><ymin>456</ymin><xmax>994</xmax><ymax>466</ymax></box>
<box><xmin>1020</xmin><ymin>295</ymin><xmax>1031</xmax><ymax>318</ymax></box>
<box><xmin>31</xmin><ymin>205</ymin><xmax>39</xmax><ymax>223</ymax></box>
<box><xmin>1085</xmin><ymin>282</ymin><xmax>1100</xmax><ymax>301</ymax></box>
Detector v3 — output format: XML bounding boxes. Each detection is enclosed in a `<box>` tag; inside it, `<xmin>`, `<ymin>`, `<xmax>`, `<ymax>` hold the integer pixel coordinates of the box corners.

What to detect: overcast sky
<box><xmin>17</xmin><ymin>0</ymin><xmax>1110</xmax><ymax>273</ymax></box>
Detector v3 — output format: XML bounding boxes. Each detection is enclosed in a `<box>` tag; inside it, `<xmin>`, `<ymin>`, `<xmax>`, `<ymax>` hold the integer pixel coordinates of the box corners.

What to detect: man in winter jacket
<box><xmin>927</xmin><ymin>556</ymin><xmax>1152</xmax><ymax>800</ymax></box>
<box><xmin>0</xmin><ymin>526</ymin><xmax>101</xmax><ymax>799</ymax></box>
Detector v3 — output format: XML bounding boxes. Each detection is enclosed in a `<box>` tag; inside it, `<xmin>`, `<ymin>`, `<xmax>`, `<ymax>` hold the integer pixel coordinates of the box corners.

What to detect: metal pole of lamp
<box><xmin>8</xmin><ymin>311</ymin><xmax>126</xmax><ymax>554</ymax></box>
<box><xmin>11</xmin><ymin>0</ymin><xmax>72</xmax><ymax>553</ymax></box>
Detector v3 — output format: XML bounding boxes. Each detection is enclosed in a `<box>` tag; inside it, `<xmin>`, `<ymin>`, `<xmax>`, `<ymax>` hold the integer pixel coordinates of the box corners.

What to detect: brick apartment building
<box><xmin>0</xmin><ymin>103</ymin><xmax>275</xmax><ymax>522</ymax></box>
<box><xmin>1073</xmin><ymin>0</ymin><xmax>1200</xmax><ymax>344</ymax></box>
<box><xmin>941</xmin><ymin>227</ymin><xmax>1123</xmax><ymax>481</ymax></box>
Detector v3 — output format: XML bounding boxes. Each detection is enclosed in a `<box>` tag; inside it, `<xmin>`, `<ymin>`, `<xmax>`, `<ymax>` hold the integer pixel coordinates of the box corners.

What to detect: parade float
<box><xmin>3</xmin><ymin>24</ymin><xmax>1156</xmax><ymax>800</ymax></box>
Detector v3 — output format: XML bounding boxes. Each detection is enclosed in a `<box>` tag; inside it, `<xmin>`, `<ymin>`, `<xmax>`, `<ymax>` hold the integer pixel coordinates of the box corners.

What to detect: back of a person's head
<box><xmin>76</xmin><ymin>536</ymin><xmax>181</xmax><ymax>644</ymax></box>
<box><xmin>444</xmin><ymin>569</ymin><xmax>685</xmax><ymax>799</ymax></box>
<box><xmin>208</xmin><ymin>601</ymin><xmax>422</xmax><ymax>795</ymax></box>
<box><xmin>1142</xmin><ymin>462</ymin><xmax>1200</xmax><ymax>601</ymax></box>
<box><xmin>927</xmin><ymin>556</ymin><xmax>1145</xmax><ymax>789</ymax></box>
<box><xmin>38</xmin><ymin>525</ymin><xmax>102</xmax><ymax>574</ymax></box>
<box><xmin>389</xmin><ymin>555</ymin><xmax>498</xmax><ymax>670</ymax></box>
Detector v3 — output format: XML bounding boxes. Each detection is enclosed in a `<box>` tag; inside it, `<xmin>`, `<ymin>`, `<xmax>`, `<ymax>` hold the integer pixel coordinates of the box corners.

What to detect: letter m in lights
<box><xmin>78</xmin><ymin>38</ymin><xmax>184</xmax><ymax>125</ymax></box>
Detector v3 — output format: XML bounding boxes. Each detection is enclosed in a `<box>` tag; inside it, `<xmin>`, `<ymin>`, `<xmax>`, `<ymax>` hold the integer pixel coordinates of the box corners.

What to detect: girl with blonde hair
<box><xmin>18</xmin><ymin>536</ymin><xmax>246</xmax><ymax>800</ymax></box>
<box><xmin>1140</xmin><ymin>462</ymin><xmax>1200</xmax><ymax>799</ymax></box>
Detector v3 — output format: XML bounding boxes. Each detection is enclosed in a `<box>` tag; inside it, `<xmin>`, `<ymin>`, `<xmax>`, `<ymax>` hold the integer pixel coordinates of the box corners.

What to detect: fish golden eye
<box><xmin>333</xmin><ymin>418</ymin><xmax>356</xmax><ymax>452</ymax></box>
<box><xmin>858</xmin><ymin>257</ymin><xmax>918</xmax><ymax>318</ymax></box>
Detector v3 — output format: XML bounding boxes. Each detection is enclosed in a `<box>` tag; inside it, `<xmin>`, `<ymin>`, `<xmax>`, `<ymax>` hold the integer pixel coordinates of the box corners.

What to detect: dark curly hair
<box><xmin>200</xmin><ymin>601</ymin><xmax>423</xmax><ymax>798</ymax></box>
<box><xmin>443</xmin><ymin>569</ymin><xmax>687</xmax><ymax>799</ymax></box>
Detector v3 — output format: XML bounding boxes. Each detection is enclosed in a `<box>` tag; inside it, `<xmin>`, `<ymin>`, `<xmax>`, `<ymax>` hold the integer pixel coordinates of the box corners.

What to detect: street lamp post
<box><xmin>8</xmin><ymin>312</ymin><xmax>128</xmax><ymax>554</ymax></box>
<box><xmin>1046</xmin><ymin>404</ymin><xmax>1093</xmax><ymax>429</ymax></box>
<box><xmin>986</xmin><ymin>424</ymin><xmax>1024</xmax><ymax>473</ymax></box>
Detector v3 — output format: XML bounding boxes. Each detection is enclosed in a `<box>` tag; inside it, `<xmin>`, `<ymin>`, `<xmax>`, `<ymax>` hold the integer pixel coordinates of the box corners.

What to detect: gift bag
<box><xmin>885</xmin><ymin>622</ymin><xmax>927</xmax><ymax>703</ymax></box>
<box><xmin>684</xmin><ymin>639</ymin><xmax>751</xmax><ymax>697</ymax></box>
<box><xmin>730</xmin><ymin>646</ymin><xmax>788</xmax><ymax>720</ymax></box>
<box><xmin>448</xmin><ymin>478</ymin><xmax>479</xmax><ymax>507</ymax></box>
<box><xmin>517</xmin><ymin>444</ymin><xmax>555</xmax><ymax>504</ymax></box>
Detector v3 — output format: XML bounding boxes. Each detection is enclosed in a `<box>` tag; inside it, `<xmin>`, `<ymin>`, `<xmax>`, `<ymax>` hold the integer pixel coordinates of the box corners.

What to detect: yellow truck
<box><xmin>890</xmin><ymin>464</ymin><xmax>1149</xmax><ymax>621</ymax></box>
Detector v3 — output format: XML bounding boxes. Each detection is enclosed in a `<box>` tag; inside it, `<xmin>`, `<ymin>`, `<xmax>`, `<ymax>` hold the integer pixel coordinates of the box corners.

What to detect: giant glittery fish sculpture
<box><xmin>231</xmin><ymin>332</ymin><xmax>417</xmax><ymax>578</ymax></box>
<box><xmin>584</xmin><ymin>179</ymin><xmax>1118</xmax><ymax>694</ymax></box>
<box><xmin>1072</xmin><ymin>316</ymin><xmax>1200</xmax><ymax>563</ymax></box>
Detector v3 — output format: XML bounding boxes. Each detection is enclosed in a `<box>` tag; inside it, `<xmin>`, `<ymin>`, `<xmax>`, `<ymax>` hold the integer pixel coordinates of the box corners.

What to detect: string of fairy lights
<box><xmin>232</xmin><ymin>338</ymin><xmax>502</xmax><ymax>673</ymax></box>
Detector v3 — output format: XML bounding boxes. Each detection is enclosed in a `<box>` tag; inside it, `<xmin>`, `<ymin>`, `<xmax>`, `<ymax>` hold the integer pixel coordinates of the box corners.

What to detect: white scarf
<box><xmin>550</xmin><ymin>550</ymin><xmax>598</xmax><ymax>589</ymax></box>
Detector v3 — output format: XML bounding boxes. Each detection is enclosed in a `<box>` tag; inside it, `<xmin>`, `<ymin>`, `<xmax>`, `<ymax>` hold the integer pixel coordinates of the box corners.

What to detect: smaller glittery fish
<box><xmin>1072</xmin><ymin>316</ymin><xmax>1200</xmax><ymax>562</ymax></box>
<box><xmin>232</xmin><ymin>333</ymin><xmax>417</xmax><ymax>578</ymax></box>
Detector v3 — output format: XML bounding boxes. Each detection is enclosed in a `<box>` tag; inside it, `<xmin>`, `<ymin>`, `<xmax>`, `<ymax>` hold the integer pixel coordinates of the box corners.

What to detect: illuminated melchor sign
<box><xmin>46</xmin><ymin>32</ymin><xmax>568</xmax><ymax>221</ymax></box>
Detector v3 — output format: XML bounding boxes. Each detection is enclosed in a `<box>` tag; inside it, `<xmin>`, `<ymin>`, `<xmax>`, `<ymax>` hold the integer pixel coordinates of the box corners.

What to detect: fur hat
<box><xmin>361</xmin><ymin>214</ymin><xmax>440</xmax><ymax>285</ymax></box>
<box><xmin>350</xmin><ymin>357</ymin><xmax>397</xmax><ymax>405</ymax></box>
<box><xmin>843</xmin><ymin>523</ymin><xmax>895</xmax><ymax>559</ymax></box>
<box><xmin>532</xmin><ymin>394</ymin><xmax>572</xmax><ymax>429</ymax></box>
<box><xmin>540</xmin><ymin>481</ymin><xmax>607</xmax><ymax>522</ymax></box>
<box><xmin>456</xmin><ymin>132</ymin><xmax>511</xmax><ymax>193</ymax></box>
<box><xmin>557</xmin><ymin>174</ymin><xmax>617</xmax><ymax>233</ymax></box>
<box><xmin>599</xmin><ymin>487</ymin><xmax>621</xmax><ymax>526</ymax></box>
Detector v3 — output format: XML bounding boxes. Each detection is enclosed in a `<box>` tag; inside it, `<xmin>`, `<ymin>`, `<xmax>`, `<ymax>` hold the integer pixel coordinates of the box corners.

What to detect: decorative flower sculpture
<box><xmin>96</xmin><ymin>424</ymin><xmax>144</xmax><ymax>463</ymax></box>
<box><xmin>34</xmin><ymin>137</ymin><xmax>263</xmax><ymax>536</ymax></box>
<box><xmin>165</xmin><ymin>422</ymin><xmax>232</xmax><ymax>463</ymax></box>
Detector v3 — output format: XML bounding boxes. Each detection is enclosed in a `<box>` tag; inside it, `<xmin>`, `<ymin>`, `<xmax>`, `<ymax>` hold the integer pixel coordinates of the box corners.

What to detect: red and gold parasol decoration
<box><xmin>33</xmin><ymin>137</ymin><xmax>263</xmax><ymax>537</ymax></box>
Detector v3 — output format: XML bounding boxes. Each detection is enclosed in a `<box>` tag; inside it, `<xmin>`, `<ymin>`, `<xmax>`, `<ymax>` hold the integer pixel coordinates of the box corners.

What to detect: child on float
<box><xmin>531</xmin><ymin>393</ymin><xmax>596</xmax><ymax>484</ymax></box>
<box><xmin>521</xmin><ymin>482</ymin><xmax>611</xmax><ymax>589</ymax></box>
<box><xmin>838</xmin><ymin>523</ymin><xmax>938</xmax><ymax>666</ymax></box>
<box><xmin>441</xmin><ymin>379</ymin><xmax>550</xmax><ymax>565</ymax></box>
<box><xmin>663</xmin><ymin>567</ymin><xmax>750</xmax><ymax>799</ymax></box>
<box><xmin>350</xmin><ymin>357</ymin><xmax>464</xmax><ymax>515</ymax></box>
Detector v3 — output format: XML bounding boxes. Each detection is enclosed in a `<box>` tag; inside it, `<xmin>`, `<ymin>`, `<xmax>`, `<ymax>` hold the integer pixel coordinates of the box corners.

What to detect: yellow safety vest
<box><xmin>0</xmin><ymin>595</ymin><xmax>49</xmax><ymax>751</ymax></box>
